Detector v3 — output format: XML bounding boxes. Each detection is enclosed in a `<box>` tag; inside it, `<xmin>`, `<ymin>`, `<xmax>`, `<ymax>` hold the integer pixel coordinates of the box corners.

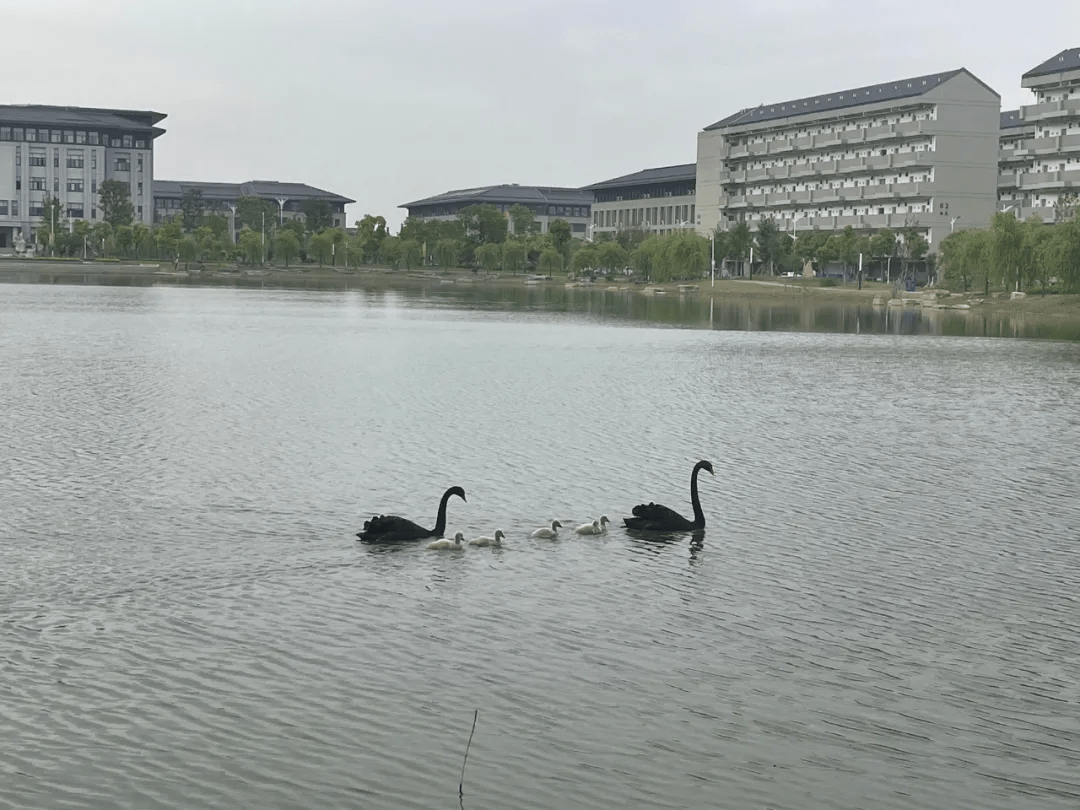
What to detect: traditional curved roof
<box><xmin>581</xmin><ymin>163</ymin><xmax>696</xmax><ymax>191</ymax></box>
<box><xmin>401</xmin><ymin>184</ymin><xmax>591</xmax><ymax>209</ymax></box>
<box><xmin>0</xmin><ymin>104</ymin><xmax>166</xmax><ymax>138</ymax></box>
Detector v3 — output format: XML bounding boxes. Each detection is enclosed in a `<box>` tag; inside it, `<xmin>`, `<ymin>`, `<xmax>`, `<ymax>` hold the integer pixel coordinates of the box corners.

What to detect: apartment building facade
<box><xmin>582</xmin><ymin>163</ymin><xmax>696</xmax><ymax>238</ymax></box>
<box><xmin>0</xmin><ymin>105</ymin><xmax>164</xmax><ymax>248</ymax></box>
<box><xmin>997</xmin><ymin>48</ymin><xmax>1080</xmax><ymax>221</ymax></box>
<box><xmin>401</xmin><ymin>184</ymin><xmax>592</xmax><ymax>236</ymax></box>
<box><xmin>696</xmin><ymin>69</ymin><xmax>1001</xmax><ymax>251</ymax></box>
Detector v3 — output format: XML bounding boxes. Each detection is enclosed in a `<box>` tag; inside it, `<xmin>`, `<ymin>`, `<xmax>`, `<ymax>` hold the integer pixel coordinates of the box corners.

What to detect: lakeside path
<box><xmin>4</xmin><ymin>258</ymin><xmax>1080</xmax><ymax>321</ymax></box>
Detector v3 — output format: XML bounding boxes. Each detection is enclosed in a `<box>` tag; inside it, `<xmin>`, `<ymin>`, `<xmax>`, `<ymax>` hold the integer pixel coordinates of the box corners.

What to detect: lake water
<box><xmin>2</xmin><ymin>282</ymin><xmax>1079</xmax><ymax>810</ymax></box>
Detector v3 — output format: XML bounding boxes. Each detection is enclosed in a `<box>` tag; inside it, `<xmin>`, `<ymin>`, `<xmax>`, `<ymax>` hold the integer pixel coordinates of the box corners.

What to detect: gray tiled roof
<box><xmin>0</xmin><ymin>104</ymin><xmax>166</xmax><ymax>136</ymax></box>
<box><xmin>581</xmin><ymin>163</ymin><xmax>696</xmax><ymax>191</ymax></box>
<box><xmin>154</xmin><ymin>180</ymin><xmax>353</xmax><ymax>204</ymax></box>
<box><xmin>704</xmin><ymin>69</ymin><xmax>993</xmax><ymax>131</ymax></box>
<box><xmin>1000</xmin><ymin>110</ymin><xmax>1031</xmax><ymax>130</ymax></box>
<box><xmin>1023</xmin><ymin>48</ymin><xmax>1080</xmax><ymax>79</ymax></box>
<box><xmin>401</xmin><ymin>184</ymin><xmax>592</xmax><ymax>209</ymax></box>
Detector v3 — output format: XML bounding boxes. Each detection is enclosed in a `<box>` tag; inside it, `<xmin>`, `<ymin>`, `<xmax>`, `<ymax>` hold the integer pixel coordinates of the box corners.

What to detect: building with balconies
<box><xmin>997</xmin><ymin>48</ymin><xmax>1080</xmax><ymax>222</ymax></box>
<box><xmin>581</xmin><ymin>163</ymin><xmax>696</xmax><ymax>238</ymax></box>
<box><xmin>0</xmin><ymin>105</ymin><xmax>164</xmax><ymax>249</ymax></box>
<box><xmin>696</xmin><ymin>68</ymin><xmax>1001</xmax><ymax>251</ymax></box>
<box><xmin>401</xmin><ymin>184</ymin><xmax>592</xmax><ymax>237</ymax></box>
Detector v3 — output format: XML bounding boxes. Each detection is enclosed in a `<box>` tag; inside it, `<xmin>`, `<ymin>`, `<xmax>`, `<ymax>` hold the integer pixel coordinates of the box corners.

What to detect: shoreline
<box><xmin>3</xmin><ymin>258</ymin><xmax>1079</xmax><ymax>319</ymax></box>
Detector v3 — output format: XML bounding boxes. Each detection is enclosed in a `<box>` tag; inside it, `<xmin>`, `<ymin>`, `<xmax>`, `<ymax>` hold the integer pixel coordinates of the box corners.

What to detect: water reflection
<box><xmin>3</xmin><ymin>271</ymin><xmax>1080</xmax><ymax>340</ymax></box>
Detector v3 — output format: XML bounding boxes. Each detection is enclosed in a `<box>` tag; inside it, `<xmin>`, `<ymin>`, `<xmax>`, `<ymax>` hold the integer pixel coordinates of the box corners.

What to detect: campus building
<box><xmin>0</xmin><ymin>105</ymin><xmax>164</xmax><ymax>248</ymax></box>
<box><xmin>401</xmin><ymin>184</ymin><xmax>592</xmax><ymax>236</ymax></box>
<box><xmin>153</xmin><ymin>180</ymin><xmax>353</xmax><ymax>235</ymax></box>
<box><xmin>582</xmin><ymin>163</ymin><xmax>696</xmax><ymax>237</ymax></box>
<box><xmin>696</xmin><ymin>68</ymin><xmax>1001</xmax><ymax>251</ymax></box>
<box><xmin>997</xmin><ymin>48</ymin><xmax>1080</xmax><ymax>222</ymax></box>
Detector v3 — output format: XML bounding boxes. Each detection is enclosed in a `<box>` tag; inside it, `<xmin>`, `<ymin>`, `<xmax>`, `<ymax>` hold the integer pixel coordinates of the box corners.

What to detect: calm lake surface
<box><xmin>2</xmin><ymin>282</ymin><xmax>1079</xmax><ymax>810</ymax></box>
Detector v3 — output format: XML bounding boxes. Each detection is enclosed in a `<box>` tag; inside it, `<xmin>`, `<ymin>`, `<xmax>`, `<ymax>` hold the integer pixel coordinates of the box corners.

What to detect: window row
<box><xmin>727</xmin><ymin>139</ymin><xmax>935</xmax><ymax>173</ymax></box>
<box><xmin>726</xmin><ymin>107</ymin><xmax>938</xmax><ymax>147</ymax></box>
<box><xmin>0</xmin><ymin>127</ymin><xmax>148</xmax><ymax>149</ymax></box>
<box><xmin>594</xmin><ymin>204</ymin><xmax>695</xmax><ymax>228</ymax></box>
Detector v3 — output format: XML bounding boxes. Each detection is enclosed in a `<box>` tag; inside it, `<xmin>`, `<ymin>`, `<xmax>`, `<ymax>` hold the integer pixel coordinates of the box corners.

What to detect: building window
<box><xmin>67</xmin><ymin>181</ymin><xmax>84</xmax><ymax>193</ymax></box>
<box><xmin>110</xmin><ymin>137</ymin><xmax>121</xmax><ymax>148</ymax></box>
<box><xmin>11</xmin><ymin>200</ymin><xmax>18</xmax><ymax>216</ymax></box>
<box><xmin>91</xmin><ymin>208</ymin><xmax>96</xmax><ymax>219</ymax></box>
<box><xmin>115</xmin><ymin>158</ymin><xmax>130</xmax><ymax>172</ymax></box>
<box><xmin>135</xmin><ymin>139</ymin><xmax>146</xmax><ymax>150</ymax></box>
<box><xmin>13</xmin><ymin>127</ymin><xmax>24</xmax><ymax>140</ymax></box>
<box><xmin>29</xmin><ymin>178</ymin><xmax>47</xmax><ymax>191</ymax></box>
<box><xmin>137</xmin><ymin>205</ymin><xmax>143</xmax><ymax>217</ymax></box>
<box><xmin>0</xmin><ymin>201</ymin><xmax>7</xmax><ymax>216</ymax></box>
<box><xmin>67</xmin><ymin>206</ymin><xmax>84</xmax><ymax>218</ymax></box>
<box><xmin>54</xmin><ymin>178</ymin><xmax>59</xmax><ymax>192</ymax></box>
<box><xmin>15</xmin><ymin>180</ymin><xmax>20</xmax><ymax>190</ymax></box>
<box><xmin>67</xmin><ymin>156</ymin><xmax>84</xmax><ymax>169</ymax></box>
<box><xmin>50</xmin><ymin>130</ymin><xmax>61</xmax><ymax>143</ymax></box>
<box><xmin>0</xmin><ymin>127</ymin><xmax>9</xmax><ymax>141</ymax></box>
<box><xmin>137</xmin><ymin>182</ymin><xmax>143</xmax><ymax>196</ymax></box>
<box><xmin>137</xmin><ymin>157</ymin><xmax>143</xmax><ymax>171</ymax></box>
<box><xmin>76</xmin><ymin>131</ymin><xmax>86</xmax><ymax>144</ymax></box>
<box><xmin>29</xmin><ymin>154</ymin><xmax>46</xmax><ymax>167</ymax></box>
<box><xmin>54</xmin><ymin>149</ymin><xmax>59</xmax><ymax>168</ymax></box>
<box><xmin>91</xmin><ymin>151</ymin><xmax>97</xmax><ymax>170</ymax></box>
<box><xmin>29</xmin><ymin>204</ymin><xmax>44</xmax><ymax>217</ymax></box>
<box><xmin>89</xmin><ymin>132</ymin><xmax>99</xmax><ymax>145</ymax></box>
<box><xmin>64</xmin><ymin>131</ymin><xmax>75</xmax><ymax>144</ymax></box>
<box><xmin>122</xmin><ymin>134</ymin><xmax>133</xmax><ymax>148</ymax></box>
<box><xmin>26</xmin><ymin>129</ymin><xmax>37</xmax><ymax>142</ymax></box>
<box><xmin>92</xmin><ymin>180</ymin><xmax>97</xmax><ymax>194</ymax></box>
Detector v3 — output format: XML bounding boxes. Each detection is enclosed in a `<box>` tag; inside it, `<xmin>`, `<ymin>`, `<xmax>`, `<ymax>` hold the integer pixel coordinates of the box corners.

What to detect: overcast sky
<box><xmin>9</xmin><ymin>0</ymin><xmax>1079</xmax><ymax>230</ymax></box>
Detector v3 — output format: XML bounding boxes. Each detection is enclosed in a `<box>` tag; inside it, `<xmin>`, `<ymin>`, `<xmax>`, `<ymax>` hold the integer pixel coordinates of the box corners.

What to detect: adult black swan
<box><xmin>622</xmin><ymin>460</ymin><xmax>714</xmax><ymax>532</ymax></box>
<box><xmin>356</xmin><ymin>486</ymin><xmax>467</xmax><ymax>543</ymax></box>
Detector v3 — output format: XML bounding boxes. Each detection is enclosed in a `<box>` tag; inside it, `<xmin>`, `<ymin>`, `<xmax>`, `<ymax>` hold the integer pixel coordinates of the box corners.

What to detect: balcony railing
<box><xmin>1020</xmin><ymin>97</ymin><xmax>1080</xmax><ymax>122</ymax></box>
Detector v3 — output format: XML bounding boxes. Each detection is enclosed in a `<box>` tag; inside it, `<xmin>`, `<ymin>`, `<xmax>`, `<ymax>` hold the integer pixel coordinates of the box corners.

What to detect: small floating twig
<box><xmin>459</xmin><ymin>709</ymin><xmax>479</xmax><ymax>800</ymax></box>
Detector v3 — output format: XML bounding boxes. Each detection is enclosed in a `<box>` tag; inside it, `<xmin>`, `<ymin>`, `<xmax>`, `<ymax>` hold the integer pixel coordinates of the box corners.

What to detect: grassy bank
<box><xmin>4</xmin><ymin>257</ymin><xmax>1080</xmax><ymax>319</ymax></box>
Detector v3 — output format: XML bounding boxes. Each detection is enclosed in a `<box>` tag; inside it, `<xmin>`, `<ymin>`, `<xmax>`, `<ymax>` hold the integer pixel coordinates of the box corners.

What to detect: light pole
<box><xmin>227</xmin><ymin>204</ymin><xmax>237</xmax><ymax>244</ymax></box>
<box><xmin>792</xmin><ymin>213</ymin><xmax>804</xmax><ymax>240</ymax></box>
<box><xmin>950</xmin><ymin>215</ymin><xmax>961</xmax><ymax>233</ymax></box>
<box><xmin>261</xmin><ymin>211</ymin><xmax>265</xmax><ymax>264</ymax></box>
<box><xmin>277</xmin><ymin>198</ymin><xmax>287</xmax><ymax>225</ymax></box>
<box><xmin>1001</xmin><ymin>204</ymin><xmax>1015</xmax><ymax>214</ymax></box>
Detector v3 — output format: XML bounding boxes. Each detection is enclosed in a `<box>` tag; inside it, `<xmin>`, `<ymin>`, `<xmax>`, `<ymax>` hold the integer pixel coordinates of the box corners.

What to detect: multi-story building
<box><xmin>696</xmin><ymin>68</ymin><xmax>1001</xmax><ymax>251</ymax></box>
<box><xmin>0</xmin><ymin>105</ymin><xmax>164</xmax><ymax>248</ymax></box>
<box><xmin>997</xmin><ymin>47</ymin><xmax>1080</xmax><ymax>222</ymax></box>
<box><xmin>154</xmin><ymin>180</ymin><xmax>353</xmax><ymax>235</ymax></box>
<box><xmin>401</xmin><ymin>184</ymin><xmax>592</xmax><ymax>237</ymax></box>
<box><xmin>582</xmin><ymin>163</ymin><xmax>696</xmax><ymax>238</ymax></box>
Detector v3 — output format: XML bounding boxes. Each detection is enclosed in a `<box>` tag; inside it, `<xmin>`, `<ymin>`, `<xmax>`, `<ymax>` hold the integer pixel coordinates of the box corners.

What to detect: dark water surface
<box><xmin>2</xmin><ymin>283</ymin><xmax>1079</xmax><ymax>809</ymax></box>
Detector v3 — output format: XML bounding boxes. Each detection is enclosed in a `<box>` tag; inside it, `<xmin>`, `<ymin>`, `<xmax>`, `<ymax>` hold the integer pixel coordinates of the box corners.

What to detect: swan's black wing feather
<box><xmin>356</xmin><ymin>515</ymin><xmax>431</xmax><ymax>543</ymax></box>
<box><xmin>623</xmin><ymin>502</ymin><xmax>693</xmax><ymax>531</ymax></box>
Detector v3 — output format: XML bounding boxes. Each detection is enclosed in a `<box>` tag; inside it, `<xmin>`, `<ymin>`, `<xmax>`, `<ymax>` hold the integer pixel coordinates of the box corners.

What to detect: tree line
<box><xmin>940</xmin><ymin>204</ymin><xmax>1080</xmax><ymax>294</ymax></box>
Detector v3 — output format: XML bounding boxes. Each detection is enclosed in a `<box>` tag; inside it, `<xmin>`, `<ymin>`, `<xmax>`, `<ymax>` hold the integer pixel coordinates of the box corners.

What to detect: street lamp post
<box><xmin>227</xmin><ymin>204</ymin><xmax>237</xmax><ymax>244</ymax></box>
<box><xmin>277</xmin><ymin>198</ymin><xmax>287</xmax><ymax>225</ymax></box>
<box><xmin>792</xmin><ymin>213</ymin><xmax>804</xmax><ymax>240</ymax></box>
<box><xmin>950</xmin><ymin>216</ymin><xmax>961</xmax><ymax>233</ymax></box>
<box><xmin>261</xmin><ymin>211</ymin><xmax>265</xmax><ymax>264</ymax></box>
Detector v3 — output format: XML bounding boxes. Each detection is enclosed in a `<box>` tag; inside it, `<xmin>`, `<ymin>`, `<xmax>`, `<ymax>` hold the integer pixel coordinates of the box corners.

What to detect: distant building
<box><xmin>401</xmin><ymin>184</ymin><xmax>592</xmax><ymax>236</ymax></box>
<box><xmin>0</xmin><ymin>105</ymin><xmax>165</xmax><ymax>248</ymax></box>
<box><xmin>153</xmin><ymin>180</ymin><xmax>354</xmax><ymax>236</ymax></box>
<box><xmin>997</xmin><ymin>48</ymin><xmax>1080</xmax><ymax>222</ymax></box>
<box><xmin>696</xmin><ymin>68</ymin><xmax>1001</xmax><ymax>250</ymax></box>
<box><xmin>581</xmin><ymin>164</ymin><xmax>696</xmax><ymax>238</ymax></box>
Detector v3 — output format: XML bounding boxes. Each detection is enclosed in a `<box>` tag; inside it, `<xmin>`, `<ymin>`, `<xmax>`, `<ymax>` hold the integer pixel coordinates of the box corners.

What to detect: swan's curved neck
<box><xmin>690</xmin><ymin>464</ymin><xmax>706</xmax><ymax>528</ymax></box>
<box><xmin>433</xmin><ymin>490</ymin><xmax>453</xmax><ymax>536</ymax></box>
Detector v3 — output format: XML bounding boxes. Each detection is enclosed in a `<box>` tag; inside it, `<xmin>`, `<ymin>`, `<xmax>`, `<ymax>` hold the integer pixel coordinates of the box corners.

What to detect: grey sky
<box><xmin>10</xmin><ymin>0</ymin><xmax>1078</xmax><ymax>230</ymax></box>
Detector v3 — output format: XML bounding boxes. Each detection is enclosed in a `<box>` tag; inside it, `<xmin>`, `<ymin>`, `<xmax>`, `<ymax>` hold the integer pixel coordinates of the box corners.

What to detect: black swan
<box><xmin>622</xmin><ymin>460</ymin><xmax>714</xmax><ymax>532</ymax></box>
<box><xmin>356</xmin><ymin>486</ymin><xmax>466</xmax><ymax>543</ymax></box>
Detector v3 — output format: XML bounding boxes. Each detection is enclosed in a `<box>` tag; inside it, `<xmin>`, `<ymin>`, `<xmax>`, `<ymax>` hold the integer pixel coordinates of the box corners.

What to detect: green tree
<box><xmin>1054</xmin><ymin>192</ymin><xmax>1078</xmax><ymax>225</ymax></box>
<box><xmin>836</xmin><ymin>225</ymin><xmax>858</xmax><ymax>282</ymax></box>
<box><xmin>276</xmin><ymin>228</ymin><xmax>300</xmax><ymax>268</ymax></box>
<box><xmin>379</xmin><ymin>235</ymin><xmax>403</xmax><ymax>268</ymax></box>
<box><xmin>302</xmin><ymin>199</ymin><xmax>335</xmax><ymax>232</ymax></box>
<box><xmin>435</xmin><ymin>238</ymin><xmax>460</xmax><ymax>270</ymax></box>
<box><xmin>37</xmin><ymin>195</ymin><xmax>66</xmax><ymax>254</ymax></box>
<box><xmin>154</xmin><ymin>216</ymin><xmax>184</xmax><ymax>259</ymax></box>
<box><xmin>178</xmin><ymin>236</ymin><xmax>197</xmax><ymax>269</ymax></box>
<box><xmin>235</xmin><ymin>195</ymin><xmax>274</xmax><ymax>234</ymax></box>
<box><xmin>630</xmin><ymin>237</ymin><xmax>660</xmax><ymax>279</ymax></box>
<box><xmin>549</xmin><ymin>218</ymin><xmax>572</xmax><ymax>259</ymax></box>
<box><xmin>308</xmin><ymin>230</ymin><xmax>333</xmax><ymax>267</ymax></box>
<box><xmin>726</xmin><ymin>221</ymin><xmax>752</xmax><ymax>276</ymax></box>
<box><xmin>596</xmin><ymin>241</ymin><xmax>628</xmax><ymax>274</ymax></box>
<box><xmin>115</xmin><ymin>224</ymin><xmax>134</xmax><ymax>257</ymax></box>
<box><xmin>869</xmin><ymin>228</ymin><xmax>897</xmax><ymax>281</ymax></box>
<box><xmin>401</xmin><ymin>239</ymin><xmax>423</xmax><ymax>270</ymax></box>
<box><xmin>180</xmin><ymin>188</ymin><xmax>205</xmax><ymax>232</ymax></box>
<box><xmin>501</xmin><ymin>239</ymin><xmax>527</xmax><ymax>273</ymax></box>
<box><xmin>99</xmin><ymin>180</ymin><xmax>134</xmax><ymax>227</ymax></box>
<box><xmin>238</xmin><ymin>227</ymin><xmax>263</xmax><ymax>265</ymax></box>
<box><xmin>475</xmin><ymin>242</ymin><xmax>502</xmax><ymax>273</ymax></box>
<box><xmin>571</xmin><ymin>244</ymin><xmax>599</xmax><ymax>274</ymax></box>
<box><xmin>132</xmin><ymin>223</ymin><xmax>151</xmax><ymax>259</ymax></box>
<box><xmin>458</xmin><ymin>204</ymin><xmax>508</xmax><ymax>245</ymax></box>
<box><xmin>754</xmin><ymin>217</ymin><xmax>782</xmax><ymax>276</ymax></box>
<box><xmin>200</xmin><ymin>212</ymin><xmax>230</xmax><ymax>239</ymax></box>
<box><xmin>508</xmin><ymin>204</ymin><xmax>537</xmax><ymax>237</ymax></box>
<box><xmin>538</xmin><ymin>247</ymin><xmax>563</xmax><ymax>275</ymax></box>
